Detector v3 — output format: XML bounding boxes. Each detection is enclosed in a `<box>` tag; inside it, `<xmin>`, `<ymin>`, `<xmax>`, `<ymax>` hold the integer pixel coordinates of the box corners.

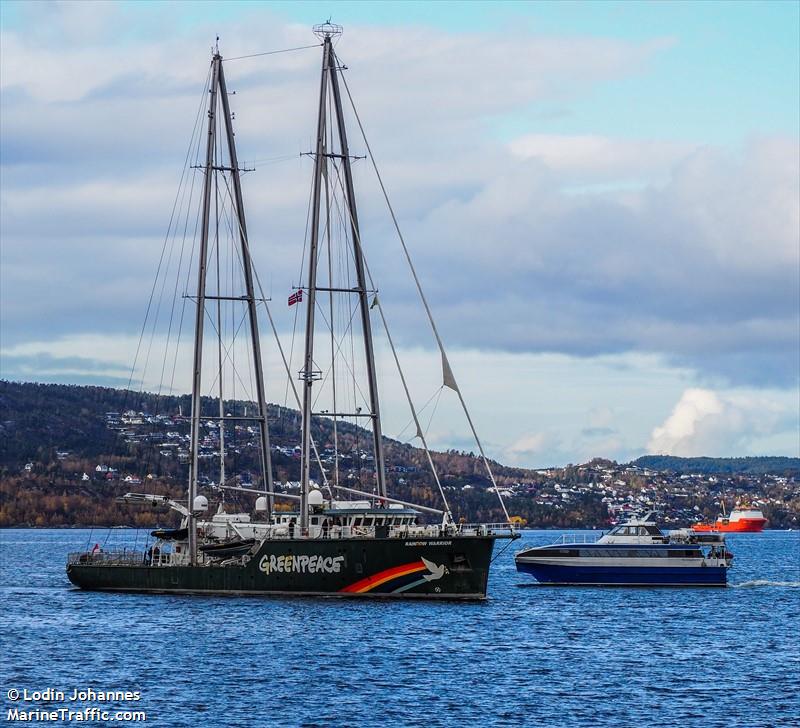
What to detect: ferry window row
<box><xmin>587</xmin><ymin>548</ymin><xmax>671</xmax><ymax>558</ymax></box>
<box><xmin>612</xmin><ymin>526</ymin><xmax>662</xmax><ymax>536</ymax></box>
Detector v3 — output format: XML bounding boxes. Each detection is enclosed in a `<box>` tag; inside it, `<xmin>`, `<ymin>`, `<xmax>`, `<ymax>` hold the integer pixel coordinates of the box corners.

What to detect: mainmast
<box><xmin>188</xmin><ymin>50</ymin><xmax>274</xmax><ymax>563</ymax></box>
<box><xmin>299</xmin><ymin>24</ymin><xmax>388</xmax><ymax>530</ymax></box>
<box><xmin>328</xmin><ymin>36</ymin><xmax>388</xmax><ymax>500</ymax></box>
<box><xmin>299</xmin><ymin>33</ymin><xmax>330</xmax><ymax>531</ymax></box>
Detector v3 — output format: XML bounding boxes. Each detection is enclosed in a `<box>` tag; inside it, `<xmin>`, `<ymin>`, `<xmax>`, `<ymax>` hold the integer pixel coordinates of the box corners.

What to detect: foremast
<box><xmin>188</xmin><ymin>50</ymin><xmax>274</xmax><ymax>564</ymax></box>
<box><xmin>299</xmin><ymin>24</ymin><xmax>388</xmax><ymax>530</ymax></box>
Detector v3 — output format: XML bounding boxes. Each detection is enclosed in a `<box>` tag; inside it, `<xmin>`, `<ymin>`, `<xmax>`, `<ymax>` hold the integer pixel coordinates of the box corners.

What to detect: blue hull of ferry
<box><xmin>516</xmin><ymin>562</ymin><xmax>727</xmax><ymax>586</ymax></box>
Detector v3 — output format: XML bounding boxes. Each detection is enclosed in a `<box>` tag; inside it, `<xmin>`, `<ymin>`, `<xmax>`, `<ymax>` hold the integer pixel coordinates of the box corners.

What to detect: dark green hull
<box><xmin>67</xmin><ymin>535</ymin><xmax>500</xmax><ymax>600</ymax></box>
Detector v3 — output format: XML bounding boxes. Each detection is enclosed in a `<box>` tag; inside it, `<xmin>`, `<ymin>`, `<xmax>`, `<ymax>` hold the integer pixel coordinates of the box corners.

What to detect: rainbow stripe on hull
<box><xmin>339</xmin><ymin>560</ymin><xmax>430</xmax><ymax>594</ymax></box>
<box><xmin>68</xmin><ymin>536</ymin><xmax>501</xmax><ymax>599</ymax></box>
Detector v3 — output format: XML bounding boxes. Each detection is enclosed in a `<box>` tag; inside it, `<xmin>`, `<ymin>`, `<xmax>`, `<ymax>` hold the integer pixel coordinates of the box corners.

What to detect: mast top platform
<box><xmin>313</xmin><ymin>21</ymin><xmax>343</xmax><ymax>41</ymax></box>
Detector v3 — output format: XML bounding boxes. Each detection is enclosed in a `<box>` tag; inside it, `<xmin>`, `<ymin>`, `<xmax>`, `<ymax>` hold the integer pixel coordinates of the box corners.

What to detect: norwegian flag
<box><xmin>288</xmin><ymin>289</ymin><xmax>303</xmax><ymax>306</ymax></box>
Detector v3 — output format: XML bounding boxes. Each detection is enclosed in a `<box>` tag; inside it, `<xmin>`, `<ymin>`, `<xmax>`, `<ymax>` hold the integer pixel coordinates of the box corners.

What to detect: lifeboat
<box><xmin>693</xmin><ymin>500</ymin><xmax>767</xmax><ymax>533</ymax></box>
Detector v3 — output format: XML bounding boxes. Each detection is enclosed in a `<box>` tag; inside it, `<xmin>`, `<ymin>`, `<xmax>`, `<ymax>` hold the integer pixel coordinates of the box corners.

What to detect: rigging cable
<box><xmin>213</xmin><ymin>177</ymin><xmax>257</xmax><ymax>401</ymax></box>
<box><xmin>224</xmin><ymin>43</ymin><xmax>321</xmax><ymax>62</ymax></box>
<box><xmin>216</xmin><ymin>173</ymin><xmax>330</xmax><ymax>487</ymax></box>
<box><xmin>283</xmin><ymin>159</ymin><xmax>316</xmax><ymax>412</ymax></box>
<box><xmin>122</xmin><ymin>63</ymin><xmax>211</xmax><ymax>405</ymax></box>
<box><xmin>338</xmin><ymin>66</ymin><xmax>511</xmax><ymax>524</ymax></box>
<box><xmin>98</xmin><ymin>64</ymin><xmax>211</xmax><ymax>552</ymax></box>
<box><xmin>326</xmin><ymin>155</ymin><xmax>453</xmax><ymax>521</ymax></box>
<box><xmin>167</xmin><ymin>102</ymin><xmax>210</xmax><ymax>396</ymax></box>
<box><xmin>309</xmin><ymin>297</ymin><xmax>367</xmax><ymax>413</ymax></box>
<box><xmin>323</xmin><ymin>95</ymin><xmax>340</xmax><ymax>491</ymax></box>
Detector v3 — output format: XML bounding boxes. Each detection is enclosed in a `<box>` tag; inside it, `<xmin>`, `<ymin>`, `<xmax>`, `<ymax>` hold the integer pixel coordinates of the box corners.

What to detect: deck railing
<box><xmin>454</xmin><ymin>523</ymin><xmax>519</xmax><ymax>536</ymax></box>
<box><xmin>233</xmin><ymin>522</ymin><xmax>518</xmax><ymax>540</ymax></box>
<box><xmin>67</xmin><ymin>549</ymin><xmax>148</xmax><ymax>566</ymax></box>
<box><xmin>67</xmin><ymin>522</ymin><xmax>520</xmax><ymax>566</ymax></box>
<box><xmin>552</xmin><ymin>533</ymin><xmax>603</xmax><ymax>544</ymax></box>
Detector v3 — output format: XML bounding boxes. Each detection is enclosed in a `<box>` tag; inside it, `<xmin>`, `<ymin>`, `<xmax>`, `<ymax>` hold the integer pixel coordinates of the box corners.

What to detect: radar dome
<box><xmin>308</xmin><ymin>489</ymin><xmax>324</xmax><ymax>506</ymax></box>
<box><xmin>192</xmin><ymin>495</ymin><xmax>208</xmax><ymax>512</ymax></box>
<box><xmin>255</xmin><ymin>496</ymin><xmax>269</xmax><ymax>512</ymax></box>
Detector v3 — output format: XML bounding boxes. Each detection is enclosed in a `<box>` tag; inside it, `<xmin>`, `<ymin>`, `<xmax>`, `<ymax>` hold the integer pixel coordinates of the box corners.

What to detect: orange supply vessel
<box><xmin>693</xmin><ymin>500</ymin><xmax>767</xmax><ymax>533</ymax></box>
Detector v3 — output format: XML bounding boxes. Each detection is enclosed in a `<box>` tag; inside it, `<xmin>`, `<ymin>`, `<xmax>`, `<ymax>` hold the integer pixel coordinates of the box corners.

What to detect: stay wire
<box><xmin>338</xmin><ymin>63</ymin><xmax>511</xmax><ymax>524</ymax></box>
<box><xmin>224</xmin><ymin>43</ymin><xmax>321</xmax><ymax>62</ymax></box>
<box><xmin>94</xmin><ymin>63</ymin><xmax>210</xmax><ymax>549</ymax></box>
<box><xmin>284</xmin><ymin>158</ymin><xmax>317</xmax><ymax>412</ymax></box>
<box><xmin>122</xmin><ymin>64</ymin><xmax>211</xmax><ymax>404</ymax></box>
<box><xmin>215</xmin><ymin>173</ymin><xmax>330</xmax><ymax>486</ymax></box>
<box><xmin>137</xmin><ymin>63</ymin><xmax>215</xmax><ymax>504</ymax></box>
<box><xmin>324</xmin><ymin>119</ymin><xmax>452</xmax><ymax>518</ymax></box>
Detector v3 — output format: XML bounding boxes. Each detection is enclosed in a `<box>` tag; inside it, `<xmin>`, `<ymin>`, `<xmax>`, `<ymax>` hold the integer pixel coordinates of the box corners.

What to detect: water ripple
<box><xmin>1</xmin><ymin>529</ymin><xmax>798</xmax><ymax>727</ymax></box>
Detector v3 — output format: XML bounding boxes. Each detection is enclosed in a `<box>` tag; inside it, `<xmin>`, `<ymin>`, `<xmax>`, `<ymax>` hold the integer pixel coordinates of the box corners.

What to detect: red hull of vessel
<box><xmin>693</xmin><ymin>517</ymin><xmax>767</xmax><ymax>533</ymax></box>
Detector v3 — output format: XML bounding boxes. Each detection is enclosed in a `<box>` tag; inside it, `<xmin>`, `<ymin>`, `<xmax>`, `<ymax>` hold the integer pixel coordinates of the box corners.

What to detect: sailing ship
<box><xmin>66</xmin><ymin>24</ymin><xmax>518</xmax><ymax>599</ymax></box>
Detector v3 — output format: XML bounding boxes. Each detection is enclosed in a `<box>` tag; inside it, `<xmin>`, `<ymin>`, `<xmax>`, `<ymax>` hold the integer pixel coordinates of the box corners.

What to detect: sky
<box><xmin>1</xmin><ymin>0</ymin><xmax>798</xmax><ymax>468</ymax></box>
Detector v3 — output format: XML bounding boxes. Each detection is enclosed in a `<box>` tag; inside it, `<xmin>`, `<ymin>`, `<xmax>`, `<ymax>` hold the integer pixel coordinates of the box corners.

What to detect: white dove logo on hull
<box><xmin>421</xmin><ymin>557</ymin><xmax>447</xmax><ymax>582</ymax></box>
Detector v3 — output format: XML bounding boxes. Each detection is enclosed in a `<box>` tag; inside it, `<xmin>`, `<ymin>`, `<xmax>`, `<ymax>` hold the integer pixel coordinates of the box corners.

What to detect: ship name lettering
<box><xmin>259</xmin><ymin>553</ymin><xmax>345</xmax><ymax>575</ymax></box>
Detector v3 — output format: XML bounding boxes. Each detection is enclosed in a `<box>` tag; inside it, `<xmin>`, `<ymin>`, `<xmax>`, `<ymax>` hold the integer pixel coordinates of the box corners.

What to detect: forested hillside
<box><xmin>632</xmin><ymin>455</ymin><xmax>800</xmax><ymax>476</ymax></box>
<box><xmin>0</xmin><ymin>381</ymin><xmax>544</xmax><ymax>526</ymax></box>
<box><xmin>2</xmin><ymin>381</ymin><xmax>798</xmax><ymax>528</ymax></box>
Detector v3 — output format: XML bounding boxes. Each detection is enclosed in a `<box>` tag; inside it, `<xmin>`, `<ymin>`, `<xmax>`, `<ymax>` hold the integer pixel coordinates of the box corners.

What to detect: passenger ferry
<box><xmin>515</xmin><ymin>512</ymin><xmax>733</xmax><ymax>586</ymax></box>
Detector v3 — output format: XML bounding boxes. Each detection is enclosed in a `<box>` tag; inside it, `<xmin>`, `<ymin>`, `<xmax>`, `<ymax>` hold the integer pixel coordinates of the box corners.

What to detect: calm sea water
<box><xmin>1</xmin><ymin>528</ymin><xmax>798</xmax><ymax>727</ymax></box>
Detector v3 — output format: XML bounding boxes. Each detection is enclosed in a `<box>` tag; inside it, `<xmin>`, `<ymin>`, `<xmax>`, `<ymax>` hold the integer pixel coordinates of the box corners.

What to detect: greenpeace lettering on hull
<box><xmin>258</xmin><ymin>554</ymin><xmax>345</xmax><ymax>575</ymax></box>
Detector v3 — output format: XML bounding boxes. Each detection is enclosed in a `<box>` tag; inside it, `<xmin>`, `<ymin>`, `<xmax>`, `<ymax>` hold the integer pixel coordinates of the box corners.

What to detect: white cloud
<box><xmin>647</xmin><ymin>388</ymin><xmax>795</xmax><ymax>457</ymax></box>
<box><xmin>505</xmin><ymin>432</ymin><xmax>558</xmax><ymax>461</ymax></box>
<box><xmin>1</xmin><ymin>8</ymin><xmax>798</xmax><ymax>466</ymax></box>
<box><xmin>407</xmin><ymin>135</ymin><xmax>799</xmax><ymax>385</ymax></box>
<box><xmin>508</xmin><ymin>133</ymin><xmax>695</xmax><ymax>184</ymax></box>
<box><xmin>4</xmin><ymin>15</ymin><xmax>796</xmax><ymax>391</ymax></box>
